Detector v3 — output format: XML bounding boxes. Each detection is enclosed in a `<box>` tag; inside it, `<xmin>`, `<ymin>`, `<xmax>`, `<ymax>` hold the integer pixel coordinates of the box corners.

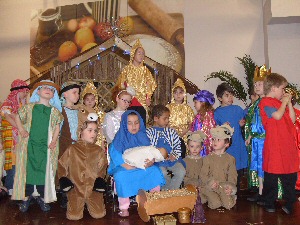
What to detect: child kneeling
<box><xmin>200</xmin><ymin>124</ymin><xmax>238</xmax><ymax>209</ymax></box>
<box><xmin>58</xmin><ymin>114</ymin><xmax>107</xmax><ymax>220</ymax></box>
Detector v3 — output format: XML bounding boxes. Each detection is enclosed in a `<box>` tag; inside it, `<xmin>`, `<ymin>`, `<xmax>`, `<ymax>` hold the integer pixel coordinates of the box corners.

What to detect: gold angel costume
<box><xmin>116</xmin><ymin>39</ymin><xmax>157</xmax><ymax>111</ymax></box>
<box><xmin>166</xmin><ymin>78</ymin><xmax>194</xmax><ymax>142</ymax></box>
<box><xmin>80</xmin><ymin>81</ymin><xmax>106</xmax><ymax>147</ymax></box>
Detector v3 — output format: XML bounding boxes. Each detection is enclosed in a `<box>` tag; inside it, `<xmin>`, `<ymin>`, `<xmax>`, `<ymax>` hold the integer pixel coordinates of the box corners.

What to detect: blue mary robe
<box><xmin>214</xmin><ymin>105</ymin><xmax>248</xmax><ymax>170</ymax></box>
<box><xmin>108</xmin><ymin>110</ymin><xmax>165</xmax><ymax>198</ymax></box>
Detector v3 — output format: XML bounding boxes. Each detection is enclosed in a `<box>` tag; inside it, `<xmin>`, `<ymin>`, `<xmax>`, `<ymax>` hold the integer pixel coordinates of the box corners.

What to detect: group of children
<box><xmin>0</xmin><ymin>39</ymin><xmax>299</xmax><ymax>222</ymax></box>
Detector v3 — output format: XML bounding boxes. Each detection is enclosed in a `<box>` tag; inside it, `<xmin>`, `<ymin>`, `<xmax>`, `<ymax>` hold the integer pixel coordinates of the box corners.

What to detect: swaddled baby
<box><xmin>123</xmin><ymin>146</ymin><xmax>168</xmax><ymax>169</ymax></box>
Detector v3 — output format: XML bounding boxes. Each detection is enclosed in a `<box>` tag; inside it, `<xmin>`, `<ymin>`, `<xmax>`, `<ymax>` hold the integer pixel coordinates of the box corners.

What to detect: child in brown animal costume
<box><xmin>58</xmin><ymin>111</ymin><xmax>107</xmax><ymax>220</ymax></box>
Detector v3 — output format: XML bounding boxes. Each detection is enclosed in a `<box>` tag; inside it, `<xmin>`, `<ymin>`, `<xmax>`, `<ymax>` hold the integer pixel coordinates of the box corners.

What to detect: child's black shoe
<box><xmin>36</xmin><ymin>197</ymin><xmax>51</xmax><ymax>212</ymax></box>
<box><xmin>19</xmin><ymin>196</ymin><xmax>33</xmax><ymax>212</ymax></box>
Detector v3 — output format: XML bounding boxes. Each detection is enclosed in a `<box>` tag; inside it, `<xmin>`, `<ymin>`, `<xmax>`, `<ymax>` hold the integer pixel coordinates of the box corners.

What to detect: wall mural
<box><xmin>30</xmin><ymin>0</ymin><xmax>184</xmax><ymax>77</ymax></box>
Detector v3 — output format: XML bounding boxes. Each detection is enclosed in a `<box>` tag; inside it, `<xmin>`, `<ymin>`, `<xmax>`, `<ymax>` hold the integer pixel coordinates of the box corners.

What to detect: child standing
<box><xmin>116</xmin><ymin>39</ymin><xmax>157</xmax><ymax>125</ymax></box>
<box><xmin>190</xmin><ymin>90</ymin><xmax>216</xmax><ymax>156</ymax></box>
<box><xmin>200</xmin><ymin>124</ymin><xmax>238</xmax><ymax>210</ymax></box>
<box><xmin>166</xmin><ymin>78</ymin><xmax>194</xmax><ymax>157</ymax></box>
<box><xmin>245</xmin><ymin>65</ymin><xmax>271</xmax><ymax>201</ymax></box>
<box><xmin>146</xmin><ymin>104</ymin><xmax>186</xmax><ymax>190</ymax></box>
<box><xmin>58</xmin><ymin>114</ymin><xmax>107</xmax><ymax>220</ymax></box>
<box><xmin>102</xmin><ymin>87</ymin><xmax>134</xmax><ymax>145</ymax></box>
<box><xmin>0</xmin><ymin>79</ymin><xmax>30</xmax><ymax>195</ymax></box>
<box><xmin>259</xmin><ymin>73</ymin><xmax>299</xmax><ymax>214</ymax></box>
<box><xmin>214</xmin><ymin>83</ymin><xmax>247</xmax><ymax>193</ymax></box>
<box><xmin>183</xmin><ymin>131</ymin><xmax>206</xmax><ymax>187</ymax></box>
<box><xmin>108</xmin><ymin>110</ymin><xmax>165</xmax><ymax>217</ymax></box>
<box><xmin>81</xmin><ymin>81</ymin><xmax>105</xmax><ymax>148</ymax></box>
<box><xmin>12</xmin><ymin>80</ymin><xmax>63</xmax><ymax>212</ymax></box>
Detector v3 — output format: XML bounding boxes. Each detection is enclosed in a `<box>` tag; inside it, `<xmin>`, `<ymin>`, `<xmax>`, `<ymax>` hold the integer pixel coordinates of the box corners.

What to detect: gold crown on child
<box><xmin>253</xmin><ymin>64</ymin><xmax>271</xmax><ymax>82</ymax></box>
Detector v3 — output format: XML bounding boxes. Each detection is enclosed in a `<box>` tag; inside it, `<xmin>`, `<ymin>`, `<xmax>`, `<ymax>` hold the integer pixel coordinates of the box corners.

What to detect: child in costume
<box><xmin>214</xmin><ymin>82</ymin><xmax>247</xmax><ymax>193</ymax></box>
<box><xmin>102</xmin><ymin>86</ymin><xmax>134</xmax><ymax>145</ymax></box>
<box><xmin>200</xmin><ymin>124</ymin><xmax>238</xmax><ymax>210</ymax></box>
<box><xmin>58</xmin><ymin>113</ymin><xmax>107</xmax><ymax>220</ymax></box>
<box><xmin>0</xmin><ymin>79</ymin><xmax>30</xmax><ymax>195</ymax></box>
<box><xmin>147</xmin><ymin>104</ymin><xmax>186</xmax><ymax>190</ymax></box>
<box><xmin>81</xmin><ymin>81</ymin><xmax>106</xmax><ymax>148</ymax></box>
<box><xmin>245</xmin><ymin>65</ymin><xmax>271</xmax><ymax>201</ymax></box>
<box><xmin>190</xmin><ymin>90</ymin><xmax>216</xmax><ymax>156</ymax></box>
<box><xmin>0</xmin><ymin>114</ymin><xmax>8</xmax><ymax>199</ymax></box>
<box><xmin>183</xmin><ymin>131</ymin><xmax>206</xmax><ymax>187</ymax></box>
<box><xmin>259</xmin><ymin>73</ymin><xmax>299</xmax><ymax>214</ymax></box>
<box><xmin>108</xmin><ymin>110</ymin><xmax>165</xmax><ymax>217</ymax></box>
<box><xmin>166</xmin><ymin>78</ymin><xmax>194</xmax><ymax>158</ymax></box>
<box><xmin>116</xmin><ymin>39</ymin><xmax>157</xmax><ymax>125</ymax></box>
<box><xmin>12</xmin><ymin>80</ymin><xmax>63</xmax><ymax>212</ymax></box>
<box><xmin>58</xmin><ymin>81</ymin><xmax>81</xmax><ymax>208</ymax></box>
<box><xmin>123</xmin><ymin>146</ymin><xmax>168</xmax><ymax>169</ymax></box>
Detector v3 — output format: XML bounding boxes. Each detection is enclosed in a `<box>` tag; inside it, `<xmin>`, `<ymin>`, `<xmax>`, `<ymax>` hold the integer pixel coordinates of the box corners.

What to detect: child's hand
<box><xmin>168</xmin><ymin>154</ymin><xmax>176</xmax><ymax>162</ymax></box>
<box><xmin>49</xmin><ymin>141</ymin><xmax>57</xmax><ymax>150</ymax></box>
<box><xmin>19</xmin><ymin>129</ymin><xmax>29</xmax><ymax>138</ymax></box>
<box><xmin>211</xmin><ymin>181</ymin><xmax>219</xmax><ymax>190</ymax></box>
<box><xmin>239</xmin><ymin>118</ymin><xmax>245</xmax><ymax>127</ymax></box>
<box><xmin>245</xmin><ymin>136</ymin><xmax>251</xmax><ymax>146</ymax></box>
<box><xmin>224</xmin><ymin>185</ymin><xmax>233</xmax><ymax>195</ymax></box>
<box><xmin>144</xmin><ymin>158</ymin><xmax>155</xmax><ymax>168</ymax></box>
<box><xmin>282</xmin><ymin>93</ymin><xmax>291</xmax><ymax>104</ymax></box>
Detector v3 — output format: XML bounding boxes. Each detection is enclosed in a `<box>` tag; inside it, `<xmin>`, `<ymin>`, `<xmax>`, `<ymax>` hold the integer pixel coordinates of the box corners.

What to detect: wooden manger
<box><xmin>136</xmin><ymin>185</ymin><xmax>197</xmax><ymax>222</ymax></box>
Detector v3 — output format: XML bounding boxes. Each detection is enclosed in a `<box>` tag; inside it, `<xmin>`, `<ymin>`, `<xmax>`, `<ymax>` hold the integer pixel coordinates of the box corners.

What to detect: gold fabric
<box><xmin>58</xmin><ymin>140</ymin><xmax>107</xmax><ymax>220</ymax></box>
<box><xmin>116</xmin><ymin>39</ymin><xmax>157</xmax><ymax>109</ymax></box>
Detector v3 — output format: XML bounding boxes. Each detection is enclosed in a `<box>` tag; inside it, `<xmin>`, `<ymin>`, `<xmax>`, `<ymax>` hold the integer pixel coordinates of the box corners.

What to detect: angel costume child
<box><xmin>58</xmin><ymin>113</ymin><xmax>107</xmax><ymax>220</ymax></box>
<box><xmin>12</xmin><ymin>80</ymin><xmax>63</xmax><ymax>212</ymax></box>
<box><xmin>200</xmin><ymin>124</ymin><xmax>238</xmax><ymax>210</ymax></box>
<box><xmin>166</xmin><ymin>78</ymin><xmax>194</xmax><ymax>157</ymax></box>
<box><xmin>115</xmin><ymin>39</ymin><xmax>157</xmax><ymax>125</ymax></box>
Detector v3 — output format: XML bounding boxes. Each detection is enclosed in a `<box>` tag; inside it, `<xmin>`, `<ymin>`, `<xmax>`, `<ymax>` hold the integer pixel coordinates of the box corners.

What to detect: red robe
<box><xmin>294</xmin><ymin>108</ymin><xmax>300</xmax><ymax>190</ymax></box>
<box><xmin>259</xmin><ymin>97</ymin><xmax>299</xmax><ymax>174</ymax></box>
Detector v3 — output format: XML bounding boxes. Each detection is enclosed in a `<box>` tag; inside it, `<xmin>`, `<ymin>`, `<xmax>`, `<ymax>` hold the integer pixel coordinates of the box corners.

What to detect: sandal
<box><xmin>19</xmin><ymin>196</ymin><xmax>33</xmax><ymax>213</ymax></box>
<box><xmin>118</xmin><ymin>209</ymin><xmax>129</xmax><ymax>217</ymax></box>
<box><xmin>36</xmin><ymin>196</ymin><xmax>51</xmax><ymax>212</ymax></box>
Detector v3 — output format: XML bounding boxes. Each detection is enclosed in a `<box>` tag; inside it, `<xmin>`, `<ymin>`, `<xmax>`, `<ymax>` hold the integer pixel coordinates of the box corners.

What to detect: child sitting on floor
<box><xmin>58</xmin><ymin>113</ymin><xmax>107</xmax><ymax>220</ymax></box>
<box><xmin>200</xmin><ymin>124</ymin><xmax>238</xmax><ymax>210</ymax></box>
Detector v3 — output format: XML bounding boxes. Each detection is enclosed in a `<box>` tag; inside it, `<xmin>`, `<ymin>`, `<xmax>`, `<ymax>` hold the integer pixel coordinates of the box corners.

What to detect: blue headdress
<box><xmin>112</xmin><ymin>110</ymin><xmax>151</xmax><ymax>153</ymax></box>
<box><xmin>30</xmin><ymin>80</ymin><xmax>62</xmax><ymax>112</ymax></box>
<box><xmin>193</xmin><ymin>90</ymin><xmax>215</xmax><ymax>105</ymax></box>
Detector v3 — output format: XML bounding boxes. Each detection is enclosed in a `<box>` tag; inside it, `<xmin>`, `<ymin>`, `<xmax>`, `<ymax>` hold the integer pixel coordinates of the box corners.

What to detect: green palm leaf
<box><xmin>205</xmin><ymin>70</ymin><xmax>247</xmax><ymax>105</ymax></box>
<box><xmin>236</xmin><ymin>55</ymin><xmax>256</xmax><ymax>95</ymax></box>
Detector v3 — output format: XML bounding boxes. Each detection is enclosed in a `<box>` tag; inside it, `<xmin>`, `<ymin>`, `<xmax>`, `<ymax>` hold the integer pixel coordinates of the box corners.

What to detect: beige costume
<box><xmin>200</xmin><ymin>152</ymin><xmax>237</xmax><ymax>209</ymax></box>
<box><xmin>58</xmin><ymin>141</ymin><xmax>107</xmax><ymax>220</ymax></box>
<box><xmin>183</xmin><ymin>156</ymin><xmax>203</xmax><ymax>187</ymax></box>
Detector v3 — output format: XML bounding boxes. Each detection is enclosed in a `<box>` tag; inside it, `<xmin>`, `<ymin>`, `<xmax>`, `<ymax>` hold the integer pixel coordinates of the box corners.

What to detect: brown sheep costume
<box><xmin>58</xmin><ymin>110</ymin><xmax>108</xmax><ymax>220</ymax></box>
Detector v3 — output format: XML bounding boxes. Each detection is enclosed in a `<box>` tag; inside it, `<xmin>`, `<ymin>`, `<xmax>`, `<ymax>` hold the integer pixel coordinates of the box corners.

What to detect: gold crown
<box><xmin>130</xmin><ymin>39</ymin><xmax>144</xmax><ymax>63</ymax></box>
<box><xmin>253</xmin><ymin>64</ymin><xmax>271</xmax><ymax>82</ymax></box>
<box><xmin>81</xmin><ymin>81</ymin><xmax>98</xmax><ymax>105</ymax></box>
<box><xmin>171</xmin><ymin>78</ymin><xmax>187</xmax><ymax>103</ymax></box>
<box><xmin>285</xmin><ymin>87</ymin><xmax>299</xmax><ymax>99</ymax></box>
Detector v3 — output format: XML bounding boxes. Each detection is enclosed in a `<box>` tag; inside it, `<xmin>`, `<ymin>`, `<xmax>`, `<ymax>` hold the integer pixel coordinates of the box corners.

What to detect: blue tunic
<box><xmin>108</xmin><ymin>143</ymin><xmax>165</xmax><ymax>198</ymax></box>
<box><xmin>214</xmin><ymin>105</ymin><xmax>248</xmax><ymax>170</ymax></box>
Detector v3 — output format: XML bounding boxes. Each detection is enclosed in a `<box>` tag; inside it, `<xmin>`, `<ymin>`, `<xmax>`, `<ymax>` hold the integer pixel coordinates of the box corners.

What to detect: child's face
<box><xmin>154</xmin><ymin>111</ymin><xmax>170</xmax><ymax>128</ymax></box>
<box><xmin>81</xmin><ymin>122</ymin><xmax>98</xmax><ymax>143</ymax></box>
<box><xmin>127</xmin><ymin>114</ymin><xmax>140</xmax><ymax>134</ymax></box>
<box><xmin>84</xmin><ymin>94</ymin><xmax>96</xmax><ymax>108</ymax></box>
<box><xmin>37</xmin><ymin>86</ymin><xmax>55</xmax><ymax>100</ymax></box>
<box><xmin>218</xmin><ymin>91</ymin><xmax>234</xmax><ymax>106</ymax></box>
<box><xmin>116</xmin><ymin>93</ymin><xmax>132</xmax><ymax>111</ymax></box>
<box><xmin>272</xmin><ymin>84</ymin><xmax>286</xmax><ymax>100</ymax></box>
<box><xmin>63</xmin><ymin>88</ymin><xmax>80</xmax><ymax>104</ymax></box>
<box><xmin>188</xmin><ymin>140</ymin><xmax>203</xmax><ymax>157</ymax></box>
<box><xmin>254</xmin><ymin>81</ymin><xmax>264</xmax><ymax>96</ymax></box>
<box><xmin>193</xmin><ymin>100</ymin><xmax>204</xmax><ymax>112</ymax></box>
<box><xmin>18</xmin><ymin>91</ymin><xmax>28</xmax><ymax>101</ymax></box>
<box><xmin>212</xmin><ymin>138</ymin><xmax>229</xmax><ymax>151</ymax></box>
<box><xmin>173</xmin><ymin>88</ymin><xmax>185</xmax><ymax>104</ymax></box>
<box><xmin>133</xmin><ymin>47</ymin><xmax>145</xmax><ymax>65</ymax></box>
